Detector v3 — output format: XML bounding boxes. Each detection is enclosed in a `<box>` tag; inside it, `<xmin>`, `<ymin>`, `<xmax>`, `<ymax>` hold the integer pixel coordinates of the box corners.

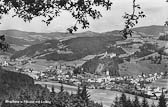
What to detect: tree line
<box><xmin>2</xmin><ymin>82</ymin><xmax>167</xmax><ymax>107</ymax></box>
<box><xmin>112</xmin><ymin>92</ymin><xmax>167</xmax><ymax>107</ymax></box>
<box><xmin>1</xmin><ymin>84</ymin><xmax>103</xmax><ymax>107</ymax></box>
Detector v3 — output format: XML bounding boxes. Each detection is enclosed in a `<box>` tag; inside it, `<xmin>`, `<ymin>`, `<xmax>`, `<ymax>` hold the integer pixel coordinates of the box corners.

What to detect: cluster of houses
<box><xmin>0</xmin><ymin>55</ymin><xmax>168</xmax><ymax>100</ymax></box>
<box><xmin>84</xmin><ymin>72</ymin><xmax>168</xmax><ymax>99</ymax></box>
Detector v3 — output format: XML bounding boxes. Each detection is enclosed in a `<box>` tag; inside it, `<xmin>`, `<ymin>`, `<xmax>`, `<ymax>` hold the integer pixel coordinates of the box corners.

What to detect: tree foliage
<box><xmin>151</xmin><ymin>102</ymin><xmax>156</xmax><ymax>107</ymax></box>
<box><xmin>141</xmin><ymin>97</ymin><xmax>149</xmax><ymax>107</ymax></box>
<box><xmin>0</xmin><ymin>0</ymin><xmax>112</xmax><ymax>33</ymax></box>
<box><xmin>0</xmin><ymin>35</ymin><xmax>9</xmax><ymax>51</ymax></box>
<box><xmin>60</xmin><ymin>83</ymin><xmax>64</xmax><ymax>93</ymax></box>
<box><xmin>80</xmin><ymin>85</ymin><xmax>90</xmax><ymax>105</ymax></box>
<box><xmin>121</xmin><ymin>0</ymin><xmax>145</xmax><ymax>39</ymax></box>
<box><xmin>119</xmin><ymin>93</ymin><xmax>127</xmax><ymax>107</ymax></box>
<box><xmin>158</xmin><ymin>91</ymin><xmax>167</xmax><ymax>107</ymax></box>
<box><xmin>0</xmin><ymin>0</ymin><xmax>112</xmax><ymax>51</ymax></box>
<box><xmin>112</xmin><ymin>96</ymin><xmax>120</xmax><ymax>107</ymax></box>
<box><xmin>0</xmin><ymin>0</ymin><xmax>146</xmax><ymax>37</ymax></box>
<box><xmin>0</xmin><ymin>0</ymin><xmax>168</xmax><ymax>39</ymax></box>
<box><xmin>133</xmin><ymin>95</ymin><xmax>141</xmax><ymax>107</ymax></box>
<box><xmin>112</xmin><ymin>93</ymin><xmax>161</xmax><ymax>107</ymax></box>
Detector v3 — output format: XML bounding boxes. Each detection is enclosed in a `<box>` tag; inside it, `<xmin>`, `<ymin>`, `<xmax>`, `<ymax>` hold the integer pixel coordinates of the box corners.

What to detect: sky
<box><xmin>0</xmin><ymin>0</ymin><xmax>167</xmax><ymax>33</ymax></box>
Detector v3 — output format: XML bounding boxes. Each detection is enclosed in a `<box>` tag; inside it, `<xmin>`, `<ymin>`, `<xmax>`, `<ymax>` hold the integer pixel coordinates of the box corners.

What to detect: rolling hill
<box><xmin>11</xmin><ymin>34</ymin><xmax>124</xmax><ymax>61</ymax></box>
<box><xmin>0</xmin><ymin>25</ymin><xmax>166</xmax><ymax>51</ymax></box>
<box><xmin>2</xmin><ymin>25</ymin><xmax>168</xmax><ymax>77</ymax></box>
<box><xmin>0</xmin><ymin>29</ymin><xmax>102</xmax><ymax>53</ymax></box>
<box><xmin>0</xmin><ymin>30</ymin><xmax>100</xmax><ymax>46</ymax></box>
<box><xmin>10</xmin><ymin>25</ymin><xmax>166</xmax><ymax>61</ymax></box>
<box><xmin>133</xmin><ymin>25</ymin><xmax>165</xmax><ymax>36</ymax></box>
<box><xmin>0</xmin><ymin>25</ymin><xmax>165</xmax><ymax>43</ymax></box>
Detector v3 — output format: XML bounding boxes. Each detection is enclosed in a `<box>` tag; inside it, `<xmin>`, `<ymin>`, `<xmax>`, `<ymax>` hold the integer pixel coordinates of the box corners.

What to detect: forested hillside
<box><xmin>0</xmin><ymin>68</ymin><xmax>35</xmax><ymax>102</ymax></box>
<box><xmin>11</xmin><ymin>34</ymin><xmax>124</xmax><ymax>61</ymax></box>
<box><xmin>74</xmin><ymin>56</ymin><xmax>124</xmax><ymax>76</ymax></box>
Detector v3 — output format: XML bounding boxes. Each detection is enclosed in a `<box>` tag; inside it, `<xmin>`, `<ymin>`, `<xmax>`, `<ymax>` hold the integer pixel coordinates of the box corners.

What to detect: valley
<box><xmin>0</xmin><ymin>25</ymin><xmax>168</xmax><ymax>106</ymax></box>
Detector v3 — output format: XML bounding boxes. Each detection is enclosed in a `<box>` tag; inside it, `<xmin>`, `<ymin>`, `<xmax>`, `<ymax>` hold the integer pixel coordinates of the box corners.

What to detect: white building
<box><xmin>2</xmin><ymin>61</ymin><xmax>8</xmax><ymax>66</ymax></box>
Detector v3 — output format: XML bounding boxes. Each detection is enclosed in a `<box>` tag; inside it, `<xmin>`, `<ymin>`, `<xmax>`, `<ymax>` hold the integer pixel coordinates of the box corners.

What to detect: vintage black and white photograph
<box><xmin>0</xmin><ymin>0</ymin><xmax>167</xmax><ymax>107</ymax></box>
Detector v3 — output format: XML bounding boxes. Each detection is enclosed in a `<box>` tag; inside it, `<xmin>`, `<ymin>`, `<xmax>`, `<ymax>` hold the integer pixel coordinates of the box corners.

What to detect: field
<box><xmin>33</xmin><ymin>59</ymin><xmax>86</xmax><ymax>68</ymax></box>
<box><xmin>35</xmin><ymin>81</ymin><xmax>158</xmax><ymax>107</ymax></box>
<box><xmin>35</xmin><ymin>81</ymin><xmax>78</xmax><ymax>93</ymax></box>
<box><xmin>89</xmin><ymin>89</ymin><xmax>158</xmax><ymax>107</ymax></box>
<box><xmin>147</xmin><ymin>78</ymin><xmax>168</xmax><ymax>89</ymax></box>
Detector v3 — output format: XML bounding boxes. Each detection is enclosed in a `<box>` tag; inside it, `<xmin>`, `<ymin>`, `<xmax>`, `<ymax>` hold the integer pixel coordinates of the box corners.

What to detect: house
<box><xmin>116</xmin><ymin>77</ymin><xmax>124</xmax><ymax>80</ymax></box>
<box><xmin>96</xmin><ymin>78</ymin><xmax>104</xmax><ymax>83</ymax></box>
<box><xmin>56</xmin><ymin>69</ymin><xmax>63</xmax><ymax>74</ymax></box>
<box><xmin>88</xmin><ymin>84</ymin><xmax>95</xmax><ymax>89</ymax></box>
<box><xmin>153</xmin><ymin>87</ymin><xmax>162</xmax><ymax>93</ymax></box>
<box><xmin>109</xmin><ymin>77</ymin><xmax>116</xmax><ymax>81</ymax></box>
<box><xmin>105</xmin><ymin>70</ymin><xmax>110</xmax><ymax>76</ymax></box>
<box><xmin>2</xmin><ymin>61</ymin><xmax>8</xmax><ymax>66</ymax></box>
<box><xmin>88</xmin><ymin>78</ymin><xmax>95</xmax><ymax>83</ymax></box>
<box><xmin>109</xmin><ymin>53</ymin><xmax>116</xmax><ymax>58</ymax></box>
<box><xmin>48</xmin><ymin>76</ymin><xmax>55</xmax><ymax>80</ymax></box>
<box><xmin>153</xmin><ymin>92</ymin><xmax>162</xmax><ymax>98</ymax></box>
<box><xmin>73</xmin><ymin>81</ymin><xmax>81</xmax><ymax>86</ymax></box>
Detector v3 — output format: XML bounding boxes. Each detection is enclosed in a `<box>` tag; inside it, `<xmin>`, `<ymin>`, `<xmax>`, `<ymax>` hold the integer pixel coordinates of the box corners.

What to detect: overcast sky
<box><xmin>0</xmin><ymin>0</ymin><xmax>167</xmax><ymax>33</ymax></box>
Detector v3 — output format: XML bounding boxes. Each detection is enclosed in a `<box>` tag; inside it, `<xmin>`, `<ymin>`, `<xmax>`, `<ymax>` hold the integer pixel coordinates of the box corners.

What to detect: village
<box><xmin>0</xmin><ymin>54</ymin><xmax>168</xmax><ymax>101</ymax></box>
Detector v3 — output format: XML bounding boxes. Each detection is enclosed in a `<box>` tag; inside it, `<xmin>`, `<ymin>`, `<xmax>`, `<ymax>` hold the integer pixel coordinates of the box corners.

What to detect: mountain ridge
<box><xmin>0</xmin><ymin>25</ymin><xmax>165</xmax><ymax>36</ymax></box>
